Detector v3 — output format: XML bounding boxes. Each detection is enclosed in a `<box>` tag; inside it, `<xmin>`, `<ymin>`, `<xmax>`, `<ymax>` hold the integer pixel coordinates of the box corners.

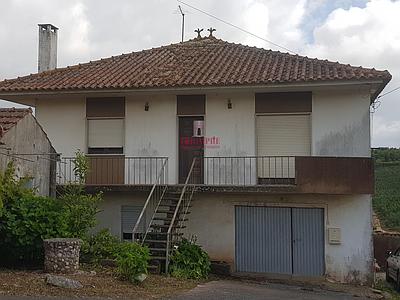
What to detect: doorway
<box><xmin>178</xmin><ymin>116</ymin><xmax>204</xmax><ymax>184</ymax></box>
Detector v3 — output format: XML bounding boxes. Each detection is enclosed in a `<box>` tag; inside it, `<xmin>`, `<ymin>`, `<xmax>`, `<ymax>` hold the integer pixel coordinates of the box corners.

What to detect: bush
<box><xmin>169</xmin><ymin>238</ymin><xmax>210</xmax><ymax>279</ymax></box>
<box><xmin>115</xmin><ymin>242</ymin><xmax>150</xmax><ymax>283</ymax></box>
<box><xmin>0</xmin><ymin>163</ymin><xmax>70</xmax><ymax>265</ymax></box>
<box><xmin>58</xmin><ymin>187</ymin><xmax>101</xmax><ymax>239</ymax></box>
<box><xmin>81</xmin><ymin>229</ymin><xmax>120</xmax><ymax>263</ymax></box>
<box><xmin>58</xmin><ymin>150</ymin><xmax>102</xmax><ymax>239</ymax></box>
<box><xmin>0</xmin><ymin>160</ymin><xmax>102</xmax><ymax>266</ymax></box>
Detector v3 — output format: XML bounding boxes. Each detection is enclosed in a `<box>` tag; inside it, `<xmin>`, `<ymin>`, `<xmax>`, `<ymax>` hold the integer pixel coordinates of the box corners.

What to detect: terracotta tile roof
<box><xmin>0</xmin><ymin>108</ymin><xmax>32</xmax><ymax>136</ymax></box>
<box><xmin>0</xmin><ymin>37</ymin><xmax>392</xmax><ymax>93</ymax></box>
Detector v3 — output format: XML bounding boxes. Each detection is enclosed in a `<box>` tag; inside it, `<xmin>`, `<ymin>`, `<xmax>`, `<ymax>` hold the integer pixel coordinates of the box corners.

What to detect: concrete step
<box><xmin>144</xmin><ymin>239</ymin><xmax>167</xmax><ymax>244</ymax></box>
<box><xmin>150</xmin><ymin>256</ymin><xmax>167</xmax><ymax>261</ymax></box>
<box><xmin>153</xmin><ymin>217</ymin><xmax>188</xmax><ymax>222</ymax></box>
<box><xmin>146</xmin><ymin>232</ymin><xmax>183</xmax><ymax>237</ymax></box>
<box><xmin>149</xmin><ymin>247</ymin><xmax>167</xmax><ymax>252</ymax></box>
<box><xmin>150</xmin><ymin>224</ymin><xmax>186</xmax><ymax>229</ymax></box>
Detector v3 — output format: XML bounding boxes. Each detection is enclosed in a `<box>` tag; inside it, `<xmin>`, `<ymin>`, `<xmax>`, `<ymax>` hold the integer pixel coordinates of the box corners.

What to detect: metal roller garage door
<box><xmin>235</xmin><ymin>206</ymin><xmax>324</xmax><ymax>276</ymax></box>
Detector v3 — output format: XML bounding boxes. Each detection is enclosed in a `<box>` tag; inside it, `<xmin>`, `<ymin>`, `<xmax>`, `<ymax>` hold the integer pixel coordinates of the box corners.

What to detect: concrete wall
<box><xmin>125</xmin><ymin>94</ymin><xmax>177</xmax><ymax>183</ymax></box>
<box><xmin>205</xmin><ymin>92</ymin><xmax>255</xmax><ymax>157</ymax></box>
<box><xmin>312</xmin><ymin>87</ymin><xmax>371</xmax><ymax>157</ymax></box>
<box><xmin>95</xmin><ymin>191</ymin><xmax>147</xmax><ymax>237</ymax></box>
<box><xmin>35</xmin><ymin>96</ymin><xmax>86</xmax><ymax>157</ymax></box>
<box><xmin>186</xmin><ymin>193</ymin><xmax>373</xmax><ymax>284</ymax></box>
<box><xmin>0</xmin><ymin>114</ymin><xmax>55</xmax><ymax>196</ymax></box>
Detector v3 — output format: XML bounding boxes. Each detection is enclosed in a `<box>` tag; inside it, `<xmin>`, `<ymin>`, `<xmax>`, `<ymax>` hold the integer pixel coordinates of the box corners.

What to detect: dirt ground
<box><xmin>0</xmin><ymin>268</ymin><xmax>201</xmax><ymax>299</ymax></box>
<box><xmin>0</xmin><ymin>268</ymin><xmax>395</xmax><ymax>300</ymax></box>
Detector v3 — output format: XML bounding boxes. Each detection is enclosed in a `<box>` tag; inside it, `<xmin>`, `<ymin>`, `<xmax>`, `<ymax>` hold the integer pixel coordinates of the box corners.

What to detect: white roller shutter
<box><xmin>88</xmin><ymin>119</ymin><xmax>124</xmax><ymax>148</ymax></box>
<box><xmin>256</xmin><ymin>114</ymin><xmax>311</xmax><ymax>178</ymax></box>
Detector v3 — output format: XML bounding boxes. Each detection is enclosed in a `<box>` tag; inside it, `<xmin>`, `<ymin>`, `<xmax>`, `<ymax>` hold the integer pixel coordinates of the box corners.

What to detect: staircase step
<box><xmin>149</xmin><ymin>247</ymin><xmax>167</xmax><ymax>252</ymax></box>
<box><xmin>155</xmin><ymin>210</ymin><xmax>191</xmax><ymax>215</ymax></box>
<box><xmin>146</xmin><ymin>232</ymin><xmax>183</xmax><ymax>236</ymax></box>
<box><xmin>163</xmin><ymin>197</ymin><xmax>181</xmax><ymax>201</ymax></box>
<box><xmin>148</xmin><ymin>264</ymin><xmax>159</xmax><ymax>269</ymax></box>
<box><xmin>150</xmin><ymin>256</ymin><xmax>167</xmax><ymax>260</ymax></box>
<box><xmin>153</xmin><ymin>217</ymin><xmax>188</xmax><ymax>222</ymax></box>
<box><xmin>144</xmin><ymin>239</ymin><xmax>167</xmax><ymax>244</ymax></box>
<box><xmin>158</xmin><ymin>204</ymin><xmax>178</xmax><ymax>208</ymax></box>
<box><xmin>151</xmin><ymin>224</ymin><xmax>186</xmax><ymax>229</ymax></box>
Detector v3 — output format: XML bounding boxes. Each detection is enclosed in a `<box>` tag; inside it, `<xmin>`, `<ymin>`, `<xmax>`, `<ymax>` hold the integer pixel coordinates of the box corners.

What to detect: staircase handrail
<box><xmin>132</xmin><ymin>158</ymin><xmax>168</xmax><ymax>242</ymax></box>
<box><xmin>165</xmin><ymin>157</ymin><xmax>197</xmax><ymax>272</ymax></box>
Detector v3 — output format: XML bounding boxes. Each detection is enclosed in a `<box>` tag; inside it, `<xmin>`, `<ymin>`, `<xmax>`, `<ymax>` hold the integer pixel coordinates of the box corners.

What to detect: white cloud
<box><xmin>64</xmin><ymin>2</ymin><xmax>91</xmax><ymax>57</ymax></box>
<box><xmin>303</xmin><ymin>0</ymin><xmax>400</xmax><ymax>147</ymax></box>
<box><xmin>0</xmin><ymin>0</ymin><xmax>399</xmax><ymax>146</ymax></box>
<box><xmin>373</xmin><ymin>115</ymin><xmax>400</xmax><ymax>147</ymax></box>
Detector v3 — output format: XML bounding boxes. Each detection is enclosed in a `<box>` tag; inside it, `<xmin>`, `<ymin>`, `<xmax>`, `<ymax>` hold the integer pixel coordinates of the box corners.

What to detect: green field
<box><xmin>373</xmin><ymin>162</ymin><xmax>400</xmax><ymax>230</ymax></box>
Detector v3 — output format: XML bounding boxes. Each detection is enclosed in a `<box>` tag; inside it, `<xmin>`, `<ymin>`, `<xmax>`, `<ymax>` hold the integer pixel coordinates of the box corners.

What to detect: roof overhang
<box><xmin>0</xmin><ymin>79</ymin><xmax>388</xmax><ymax>107</ymax></box>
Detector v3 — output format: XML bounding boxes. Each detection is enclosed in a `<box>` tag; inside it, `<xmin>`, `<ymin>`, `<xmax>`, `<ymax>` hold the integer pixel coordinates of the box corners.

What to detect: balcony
<box><xmin>200</xmin><ymin>156</ymin><xmax>374</xmax><ymax>194</ymax></box>
<box><xmin>56</xmin><ymin>155</ymin><xmax>374</xmax><ymax>195</ymax></box>
<box><xmin>57</xmin><ymin>156</ymin><xmax>168</xmax><ymax>186</ymax></box>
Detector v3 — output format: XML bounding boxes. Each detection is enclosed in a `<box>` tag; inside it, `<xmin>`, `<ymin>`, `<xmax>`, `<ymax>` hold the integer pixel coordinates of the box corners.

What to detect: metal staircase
<box><xmin>132</xmin><ymin>158</ymin><xmax>197</xmax><ymax>274</ymax></box>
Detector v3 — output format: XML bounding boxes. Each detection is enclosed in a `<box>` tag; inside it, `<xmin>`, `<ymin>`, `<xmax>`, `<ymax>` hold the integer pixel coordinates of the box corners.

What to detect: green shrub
<box><xmin>58</xmin><ymin>187</ymin><xmax>101</xmax><ymax>239</ymax></box>
<box><xmin>81</xmin><ymin>229</ymin><xmax>120</xmax><ymax>263</ymax></box>
<box><xmin>58</xmin><ymin>150</ymin><xmax>102</xmax><ymax>239</ymax></box>
<box><xmin>115</xmin><ymin>242</ymin><xmax>150</xmax><ymax>283</ymax></box>
<box><xmin>170</xmin><ymin>238</ymin><xmax>210</xmax><ymax>279</ymax></box>
<box><xmin>0</xmin><ymin>163</ymin><xmax>70</xmax><ymax>265</ymax></box>
<box><xmin>0</xmin><ymin>160</ymin><xmax>102</xmax><ymax>266</ymax></box>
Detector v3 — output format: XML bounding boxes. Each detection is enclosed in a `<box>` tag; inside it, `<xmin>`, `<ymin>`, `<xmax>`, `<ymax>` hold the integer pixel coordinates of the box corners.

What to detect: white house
<box><xmin>0</xmin><ymin>26</ymin><xmax>391</xmax><ymax>284</ymax></box>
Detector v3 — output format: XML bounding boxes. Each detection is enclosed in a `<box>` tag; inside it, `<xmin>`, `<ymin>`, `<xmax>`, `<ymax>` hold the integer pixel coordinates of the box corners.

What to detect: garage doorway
<box><xmin>235</xmin><ymin>206</ymin><xmax>324</xmax><ymax>276</ymax></box>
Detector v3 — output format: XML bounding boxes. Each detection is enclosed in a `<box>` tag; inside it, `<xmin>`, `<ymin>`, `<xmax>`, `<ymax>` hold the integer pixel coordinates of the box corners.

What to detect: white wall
<box><xmin>33</xmin><ymin>86</ymin><xmax>373</xmax><ymax>182</ymax></box>
<box><xmin>204</xmin><ymin>92</ymin><xmax>256</xmax><ymax>184</ymax></box>
<box><xmin>312</xmin><ymin>87</ymin><xmax>371</xmax><ymax>157</ymax></box>
<box><xmin>125</xmin><ymin>94</ymin><xmax>177</xmax><ymax>183</ymax></box>
<box><xmin>95</xmin><ymin>192</ymin><xmax>147</xmax><ymax>237</ymax></box>
<box><xmin>35</xmin><ymin>96</ymin><xmax>86</xmax><ymax>156</ymax></box>
<box><xmin>205</xmin><ymin>92</ymin><xmax>255</xmax><ymax>157</ymax></box>
<box><xmin>186</xmin><ymin>193</ymin><xmax>373</xmax><ymax>284</ymax></box>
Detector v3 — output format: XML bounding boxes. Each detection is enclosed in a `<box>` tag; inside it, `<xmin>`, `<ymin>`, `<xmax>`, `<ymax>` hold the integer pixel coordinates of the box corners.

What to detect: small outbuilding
<box><xmin>0</xmin><ymin>108</ymin><xmax>57</xmax><ymax>196</ymax></box>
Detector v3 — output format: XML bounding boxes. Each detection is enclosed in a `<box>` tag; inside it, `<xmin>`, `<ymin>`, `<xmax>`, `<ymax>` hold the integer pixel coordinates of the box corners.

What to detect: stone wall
<box><xmin>44</xmin><ymin>238</ymin><xmax>81</xmax><ymax>274</ymax></box>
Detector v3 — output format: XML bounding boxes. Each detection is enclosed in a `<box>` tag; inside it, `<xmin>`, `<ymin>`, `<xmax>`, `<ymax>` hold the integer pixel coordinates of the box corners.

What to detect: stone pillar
<box><xmin>44</xmin><ymin>238</ymin><xmax>82</xmax><ymax>274</ymax></box>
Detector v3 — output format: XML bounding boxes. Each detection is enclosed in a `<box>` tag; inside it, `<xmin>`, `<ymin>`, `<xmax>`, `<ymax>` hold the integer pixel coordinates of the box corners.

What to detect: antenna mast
<box><xmin>178</xmin><ymin>5</ymin><xmax>185</xmax><ymax>42</ymax></box>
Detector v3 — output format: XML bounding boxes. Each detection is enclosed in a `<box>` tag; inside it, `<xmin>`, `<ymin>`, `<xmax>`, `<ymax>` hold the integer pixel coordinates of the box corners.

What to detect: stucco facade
<box><xmin>35</xmin><ymin>86</ymin><xmax>372</xmax><ymax>172</ymax></box>
<box><xmin>96</xmin><ymin>191</ymin><xmax>373</xmax><ymax>284</ymax></box>
<box><xmin>33</xmin><ymin>85</ymin><xmax>375</xmax><ymax>283</ymax></box>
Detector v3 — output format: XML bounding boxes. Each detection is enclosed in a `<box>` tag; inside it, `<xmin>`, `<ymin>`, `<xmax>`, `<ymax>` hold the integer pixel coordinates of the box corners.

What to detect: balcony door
<box><xmin>178</xmin><ymin>116</ymin><xmax>204</xmax><ymax>184</ymax></box>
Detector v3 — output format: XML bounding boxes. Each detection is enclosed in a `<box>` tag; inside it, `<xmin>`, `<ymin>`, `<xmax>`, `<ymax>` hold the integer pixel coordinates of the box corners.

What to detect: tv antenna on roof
<box><xmin>178</xmin><ymin>5</ymin><xmax>185</xmax><ymax>42</ymax></box>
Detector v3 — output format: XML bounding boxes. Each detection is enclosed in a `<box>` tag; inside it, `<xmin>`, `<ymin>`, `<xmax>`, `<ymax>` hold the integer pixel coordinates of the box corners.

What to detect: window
<box><xmin>121</xmin><ymin>205</ymin><xmax>144</xmax><ymax>241</ymax></box>
<box><xmin>87</xmin><ymin>118</ymin><xmax>124</xmax><ymax>154</ymax></box>
<box><xmin>86</xmin><ymin>97</ymin><xmax>125</xmax><ymax>154</ymax></box>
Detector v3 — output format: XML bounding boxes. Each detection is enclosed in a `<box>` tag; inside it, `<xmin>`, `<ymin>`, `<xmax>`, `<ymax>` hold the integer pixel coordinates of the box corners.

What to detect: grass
<box><xmin>373</xmin><ymin>162</ymin><xmax>400</xmax><ymax>231</ymax></box>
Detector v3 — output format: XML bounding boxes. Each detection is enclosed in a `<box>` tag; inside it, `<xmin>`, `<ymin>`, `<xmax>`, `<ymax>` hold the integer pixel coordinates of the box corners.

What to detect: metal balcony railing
<box><xmin>57</xmin><ymin>155</ymin><xmax>168</xmax><ymax>185</ymax></box>
<box><xmin>201</xmin><ymin>156</ymin><xmax>296</xmax><ymax>186</ymax></box>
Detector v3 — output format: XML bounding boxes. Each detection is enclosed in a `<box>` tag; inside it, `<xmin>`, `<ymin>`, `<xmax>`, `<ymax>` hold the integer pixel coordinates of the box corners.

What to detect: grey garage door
<box><xmin>235</xmin><ymin>206</ymin><xmax>324</xmax><ymax>276</ymax></box>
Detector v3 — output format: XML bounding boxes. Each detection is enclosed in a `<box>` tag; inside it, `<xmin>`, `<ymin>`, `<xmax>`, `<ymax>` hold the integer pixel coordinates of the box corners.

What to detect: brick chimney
<box><xmin>38</xmin><ymin>24</ymin><xmax>58</xmax><ymax>73</ymax></box>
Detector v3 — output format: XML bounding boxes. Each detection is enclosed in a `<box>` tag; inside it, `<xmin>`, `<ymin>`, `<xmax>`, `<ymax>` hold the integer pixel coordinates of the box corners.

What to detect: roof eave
<box><xmin>0</xmin><ymin>79</ymin><xmax>388</xmax><ymax>99</ymax></box>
